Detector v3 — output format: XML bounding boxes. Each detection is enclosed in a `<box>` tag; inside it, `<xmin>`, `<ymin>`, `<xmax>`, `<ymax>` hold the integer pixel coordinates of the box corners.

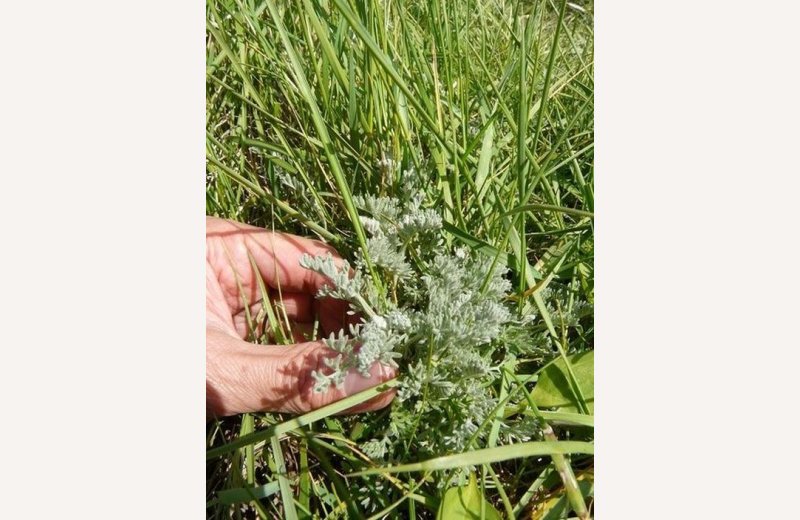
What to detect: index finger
<box><xmin>206</xmin><ymin>217</ymin><xmax>346</xmax><ymax>309</ymax></box>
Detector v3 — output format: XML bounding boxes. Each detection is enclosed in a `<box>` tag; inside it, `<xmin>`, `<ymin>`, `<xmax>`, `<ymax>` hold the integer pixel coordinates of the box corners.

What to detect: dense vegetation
<box><xmin>206</xmin><ymin>0</ymin><xmax>594</xmax><ymax>517</ymax></box>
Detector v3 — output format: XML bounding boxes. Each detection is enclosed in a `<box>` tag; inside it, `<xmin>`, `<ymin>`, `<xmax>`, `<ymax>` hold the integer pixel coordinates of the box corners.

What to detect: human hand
<box><xmin>206</xmin><ymin>216</ymin><xmax>396</xmax><ymax>417</ymax></box>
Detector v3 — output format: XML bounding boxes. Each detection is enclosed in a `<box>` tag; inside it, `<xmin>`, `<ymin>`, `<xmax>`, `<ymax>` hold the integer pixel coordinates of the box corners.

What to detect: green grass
<box><xmin>206</xmin><ymin>0</ymin><xmax>594</xmax><ymax>517</ymax></box>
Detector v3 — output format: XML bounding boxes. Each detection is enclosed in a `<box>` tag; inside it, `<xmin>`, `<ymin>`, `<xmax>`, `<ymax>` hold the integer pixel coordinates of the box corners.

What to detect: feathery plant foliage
<box><xmin>207</xmin><ymin>0</ymin><xmax>594</xmax><ymax>517</ymax></box>
<box><xmin>301</xmin><ymin>170</ymin><xmax>542</xmax><ymax>460</ymax></box>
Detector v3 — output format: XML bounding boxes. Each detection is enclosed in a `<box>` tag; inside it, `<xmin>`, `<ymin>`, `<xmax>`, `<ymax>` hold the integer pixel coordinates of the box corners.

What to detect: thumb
<box><xmin>207</xmin><ymin>327</ymin><xmax>396</xmax><ymax>417</ymax></box>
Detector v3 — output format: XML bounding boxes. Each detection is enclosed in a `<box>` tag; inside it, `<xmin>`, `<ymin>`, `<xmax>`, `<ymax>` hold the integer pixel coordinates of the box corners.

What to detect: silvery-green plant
<box><xmin>300</xmin><ymin>175</ymin><xmax>538</xmax><ymax>457</ymax></box>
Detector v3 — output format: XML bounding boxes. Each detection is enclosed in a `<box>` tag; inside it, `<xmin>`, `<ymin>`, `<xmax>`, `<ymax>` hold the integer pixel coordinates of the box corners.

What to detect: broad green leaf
<box><xmin>539</xmin><ymin>410</ymin><xmax>594</xmax><ymax>428</ymax></box>
<box><xmin>532</xmin><ymin>351</ymin><xmax>594</xmax><ymax>413</ymax></box>
<box><xmin>532</xmin><ymin>471</ymin><xmax>594</xmax><ymax>520</ymax></box>
<box><xmin>437</xmin><ymin>473</ymin><xmax>502</xmax><ymax>520</ymax></box>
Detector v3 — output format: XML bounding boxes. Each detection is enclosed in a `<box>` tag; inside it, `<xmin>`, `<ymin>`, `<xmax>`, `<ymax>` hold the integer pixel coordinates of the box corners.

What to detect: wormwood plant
<box><xmin>300</xmin><ymin>172</ymin><xmax>546</xmax><ymax>465</ymax></box>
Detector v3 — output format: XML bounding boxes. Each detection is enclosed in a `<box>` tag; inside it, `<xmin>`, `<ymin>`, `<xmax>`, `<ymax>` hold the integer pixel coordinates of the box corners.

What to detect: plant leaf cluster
<box><xmin>301</xmin><ymin>175</ymin><xmax>543</xmax><ymax>461</ymax></box>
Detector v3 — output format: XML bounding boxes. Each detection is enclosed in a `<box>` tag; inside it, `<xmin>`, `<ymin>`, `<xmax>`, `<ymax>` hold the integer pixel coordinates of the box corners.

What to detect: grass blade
<box><xmin>207</xmin><ymin>379</ymin><xmax>399</xmax><ymax>459</ymax></box>
<box><xmin>212</xmin><ymin>482</ymin><xmax>281</xmax><ymax>506</ymax></box>
<box><xmin>263</xmin><ymin>0</ymin><xmax>382</xmax><ymax>292</ymax></box>
<box><xmin>270</xmin><ymin>436</ymin><xmax>299</xmax><ymax>520</ymax></box>
<box><xmin>504</xmin><ymin>203</ymin><xmax>594</xmax><ymax>219</ymax></box>
<box><xmin>350</xmin><ymin>441</ymin><xmax>593</xmax><ymax>476</ymax></box>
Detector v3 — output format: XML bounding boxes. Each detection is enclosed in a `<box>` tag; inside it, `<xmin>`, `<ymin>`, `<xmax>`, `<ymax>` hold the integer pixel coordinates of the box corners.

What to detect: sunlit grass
<box><xmin>206</xmin><ymin>0</ymin><xmax>594</xmax><ymax>517</ymax></box>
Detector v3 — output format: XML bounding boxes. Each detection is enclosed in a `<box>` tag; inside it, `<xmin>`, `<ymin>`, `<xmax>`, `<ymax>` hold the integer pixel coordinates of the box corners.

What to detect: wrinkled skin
<box><xmin>206</xmin><ymin>216</ymin><xmax>396</xmax><ymax>418</ymax></box>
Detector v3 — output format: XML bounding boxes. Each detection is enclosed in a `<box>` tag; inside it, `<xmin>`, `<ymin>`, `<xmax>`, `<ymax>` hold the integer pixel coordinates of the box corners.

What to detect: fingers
<box><xmin>206</xmin><ymin>217</ymin><xmax>348</xmax><ymax>315</ymax></box>
<box><xmin>231</xmin><ymin>313</ymin><xmax>319</xmax><ymax>343</ymax></box>
<box><xmin>230</xmin><ymin>291</ymin><xmax>355</xmax><ymax>340</ymax></box>
<box><xmin>231</xmin><ymin>292</ymin><xmax>314</xmax><ymax>339</ymax></box>
<box><xmin>205</xmin><ymin>217</ymin><xmax>385</xmax><ymax>418</ymax></box>
<box><xmin>207</xmin><ymin>327</ymin><xmax>396</xmax><ymax>417</ymax></box>
<box><xmin>315</xmin><ymin>296</ymin><xmax>357</xmax><ymax>338</ymax></box>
